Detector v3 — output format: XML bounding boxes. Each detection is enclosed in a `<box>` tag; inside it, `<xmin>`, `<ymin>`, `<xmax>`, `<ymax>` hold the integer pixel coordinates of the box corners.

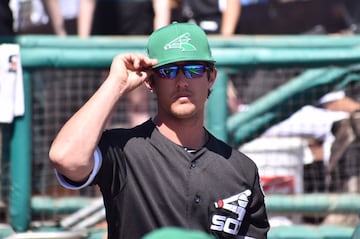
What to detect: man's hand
<box><xmin>108</xmin><ymin>53</ymin><xmax>158</xmax><ymax>94</ymax></box>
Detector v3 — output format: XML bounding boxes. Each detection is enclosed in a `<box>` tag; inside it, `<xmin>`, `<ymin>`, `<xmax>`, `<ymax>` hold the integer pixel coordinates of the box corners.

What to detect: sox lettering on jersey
<box><xmin>210</xmin><ymin>189</ymin><xmax>251</xmax><ymax>236</ymax></box>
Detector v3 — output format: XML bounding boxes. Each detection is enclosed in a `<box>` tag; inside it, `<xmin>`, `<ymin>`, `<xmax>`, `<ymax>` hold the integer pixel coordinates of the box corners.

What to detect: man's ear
<box><xmin>208</xmin><ymin>68</ymin><xmax>217</xmax><ymax>87</ymax></box>
<box><xmin>144</xmin><ymin>75</ymin><xmax>154</xmax><ymax>92</ymax></box>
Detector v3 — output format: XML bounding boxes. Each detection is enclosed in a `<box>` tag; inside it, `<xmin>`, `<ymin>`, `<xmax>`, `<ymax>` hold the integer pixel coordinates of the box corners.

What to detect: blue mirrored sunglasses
<box><xmin>154</xmin><ymin>63</ymin><xmax>210</xmax><ymax>79</ymax></box>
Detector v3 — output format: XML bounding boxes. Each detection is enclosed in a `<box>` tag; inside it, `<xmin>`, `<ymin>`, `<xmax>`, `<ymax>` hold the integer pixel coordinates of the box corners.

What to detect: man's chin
<box><xmin>171</xmin><ymin>106</ymin><xmax>197</xmax><ymax>119</ymax></box>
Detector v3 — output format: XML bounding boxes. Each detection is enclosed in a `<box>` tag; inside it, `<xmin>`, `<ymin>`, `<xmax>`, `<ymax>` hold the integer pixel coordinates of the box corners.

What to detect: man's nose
<box><xmin>175</xmin><ymin>70</ymin><xmax>190</xmax><ymax>87</ymax></box>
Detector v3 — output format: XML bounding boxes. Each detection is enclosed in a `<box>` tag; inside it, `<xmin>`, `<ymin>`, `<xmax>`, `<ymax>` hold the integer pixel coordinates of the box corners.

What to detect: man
<box><xmin>49</xmin><ymin>22</ymin><xmax>269</xmax><ymax>239</ymax></box>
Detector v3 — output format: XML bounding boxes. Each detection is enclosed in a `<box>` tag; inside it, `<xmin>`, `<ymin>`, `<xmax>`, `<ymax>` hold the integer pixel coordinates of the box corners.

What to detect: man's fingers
<box><xmin>132</xmin><ymin>53</ymin><xmax>158</xmax><ymax>68</ymax></box>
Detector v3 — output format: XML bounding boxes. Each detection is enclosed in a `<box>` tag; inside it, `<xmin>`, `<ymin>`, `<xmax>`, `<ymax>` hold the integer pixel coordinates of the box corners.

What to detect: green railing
<box><xmin>4</xmin><ymin>34</ymin><xmax>360</xmax><ymax>234</ymax></box>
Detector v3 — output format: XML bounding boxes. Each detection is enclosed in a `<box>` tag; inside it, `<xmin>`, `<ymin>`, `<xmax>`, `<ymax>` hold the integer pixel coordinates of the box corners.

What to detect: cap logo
<box><xmin>164</xmin><ymin>33</ymin><xmax>197</xmax><ymax>52</ymax></box>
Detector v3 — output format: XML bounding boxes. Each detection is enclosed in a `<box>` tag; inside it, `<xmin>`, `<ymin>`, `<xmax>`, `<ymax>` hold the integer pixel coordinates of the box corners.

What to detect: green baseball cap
<box><xmin>147</xmin><ymin>22</ymin><xmax>215</xmax><ymax>68</ymax></box>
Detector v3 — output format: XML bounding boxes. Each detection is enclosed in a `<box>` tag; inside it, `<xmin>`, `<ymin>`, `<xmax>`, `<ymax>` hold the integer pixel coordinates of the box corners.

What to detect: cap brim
<box><xmin>153</xmin><ymin>58</ymin><xmax>216</xmax><ymax>68</ymax></box>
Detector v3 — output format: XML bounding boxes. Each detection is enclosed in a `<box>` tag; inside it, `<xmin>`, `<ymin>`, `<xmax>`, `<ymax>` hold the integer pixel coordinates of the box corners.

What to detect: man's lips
<box><xmin>175</xmin><ymin>93</ymin><xmax>191</xmax><ymax>100</ymax></box>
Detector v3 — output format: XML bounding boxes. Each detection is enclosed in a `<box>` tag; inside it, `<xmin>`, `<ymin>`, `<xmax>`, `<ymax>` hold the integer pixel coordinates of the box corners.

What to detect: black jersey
<box><xmin>95</xmin><ymin>119</ymin><xmax>269</xmax><ymax>239</ymax></box>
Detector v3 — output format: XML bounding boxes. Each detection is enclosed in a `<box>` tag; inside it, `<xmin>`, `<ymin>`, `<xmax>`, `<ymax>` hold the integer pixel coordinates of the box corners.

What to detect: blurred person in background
<box><xmin>181</xmin><ymin>0</ymin><xmax>241</xmax><ymax>35</ymax></box>
<box><xmin>0</xmin><ymin>0</ymin><xmax>14</xmax><ymax>36</ymax></box>
<box><xmin>41</xmin><ymin>0</ymin><xmax>79</xmax><ymax>36</ymax></box>
<box><xmin>170</xmin><ymin>0</ymin><xmax>183</xmax><ymax>22</ymax></box>
<box><xmin>78</xmin><ymin>0</ymin><xmax>170</xmax><ymax>36</ymax></box>
<box><xmin>77</xmin><ymin>0</ymin><xmax>171</xmax><ymax>127</ymax></box>
<box><xmin>235</xmin><ymin>0</ymin><xmax>359</xmax><ymax>35</ymax></box>
<box><xmin>228</xmin><ymin>68</ymin><xmax>360</xmax><ymax>193</ymax></box>
<box><xmin>12</xmin><ymin>0</ymin><xmax>79</xmax><ymax>35</ymax></box>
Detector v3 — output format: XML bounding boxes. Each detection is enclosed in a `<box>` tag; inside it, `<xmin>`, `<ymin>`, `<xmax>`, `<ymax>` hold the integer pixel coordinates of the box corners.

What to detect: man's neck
<box><xmin>153</xmin><ymin>116</ymin><xmax>207</xmax><ymax>149</ymax></box>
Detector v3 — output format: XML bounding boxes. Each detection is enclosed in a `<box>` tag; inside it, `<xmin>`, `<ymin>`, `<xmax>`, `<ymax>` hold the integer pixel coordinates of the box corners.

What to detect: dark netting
<box><xmin>30</xmin><ymin>68</ymin><xmax>156</xmax><ymax>221</ymax></box>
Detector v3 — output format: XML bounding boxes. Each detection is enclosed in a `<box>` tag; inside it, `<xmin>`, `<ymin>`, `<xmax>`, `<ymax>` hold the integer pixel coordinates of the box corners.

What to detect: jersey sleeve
<box><xmin>54</xmin><ymin>147</ymin><xmax>103</xmax><ymax>190</ymax></box>
<box><xmin>245</xmin><ymin>168</ymin><xmax>270</xmax><ymax>238</ymax></box>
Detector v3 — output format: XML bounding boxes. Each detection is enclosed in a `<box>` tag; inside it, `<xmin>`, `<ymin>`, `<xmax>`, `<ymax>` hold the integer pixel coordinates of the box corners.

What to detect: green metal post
<box><xmin>206</xmin><ymin>68</ymin><xmax>228</xmax><ymax>143</ymax></box>
<box><xmin>353</xmin><ymin>223</ymin><xmax>360</xmax><ymax>239</ymax></box>
<box><xmin>10</xmin><ymin>70</ymin><xmax>31</xmax><ymax>231</ymax></box>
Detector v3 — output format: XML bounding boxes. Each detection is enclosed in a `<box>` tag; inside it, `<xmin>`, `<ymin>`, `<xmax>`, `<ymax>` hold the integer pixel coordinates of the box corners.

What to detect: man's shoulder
<box><xmin>101</xmin><ymin>119</ymin><xmax>155</xmax><ymax>144</ymax></box>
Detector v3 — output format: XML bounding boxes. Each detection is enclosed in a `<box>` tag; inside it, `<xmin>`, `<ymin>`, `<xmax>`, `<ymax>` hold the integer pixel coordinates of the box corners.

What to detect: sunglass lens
<box><xmin>157</xmin><ymin>66</ymin><xmax>179</xmax><ymax>78</ymax></box>
<box><xmin>183</xmin><ymin>65</ymin><xmax>206</xmax><ymax>78</ymax></box>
